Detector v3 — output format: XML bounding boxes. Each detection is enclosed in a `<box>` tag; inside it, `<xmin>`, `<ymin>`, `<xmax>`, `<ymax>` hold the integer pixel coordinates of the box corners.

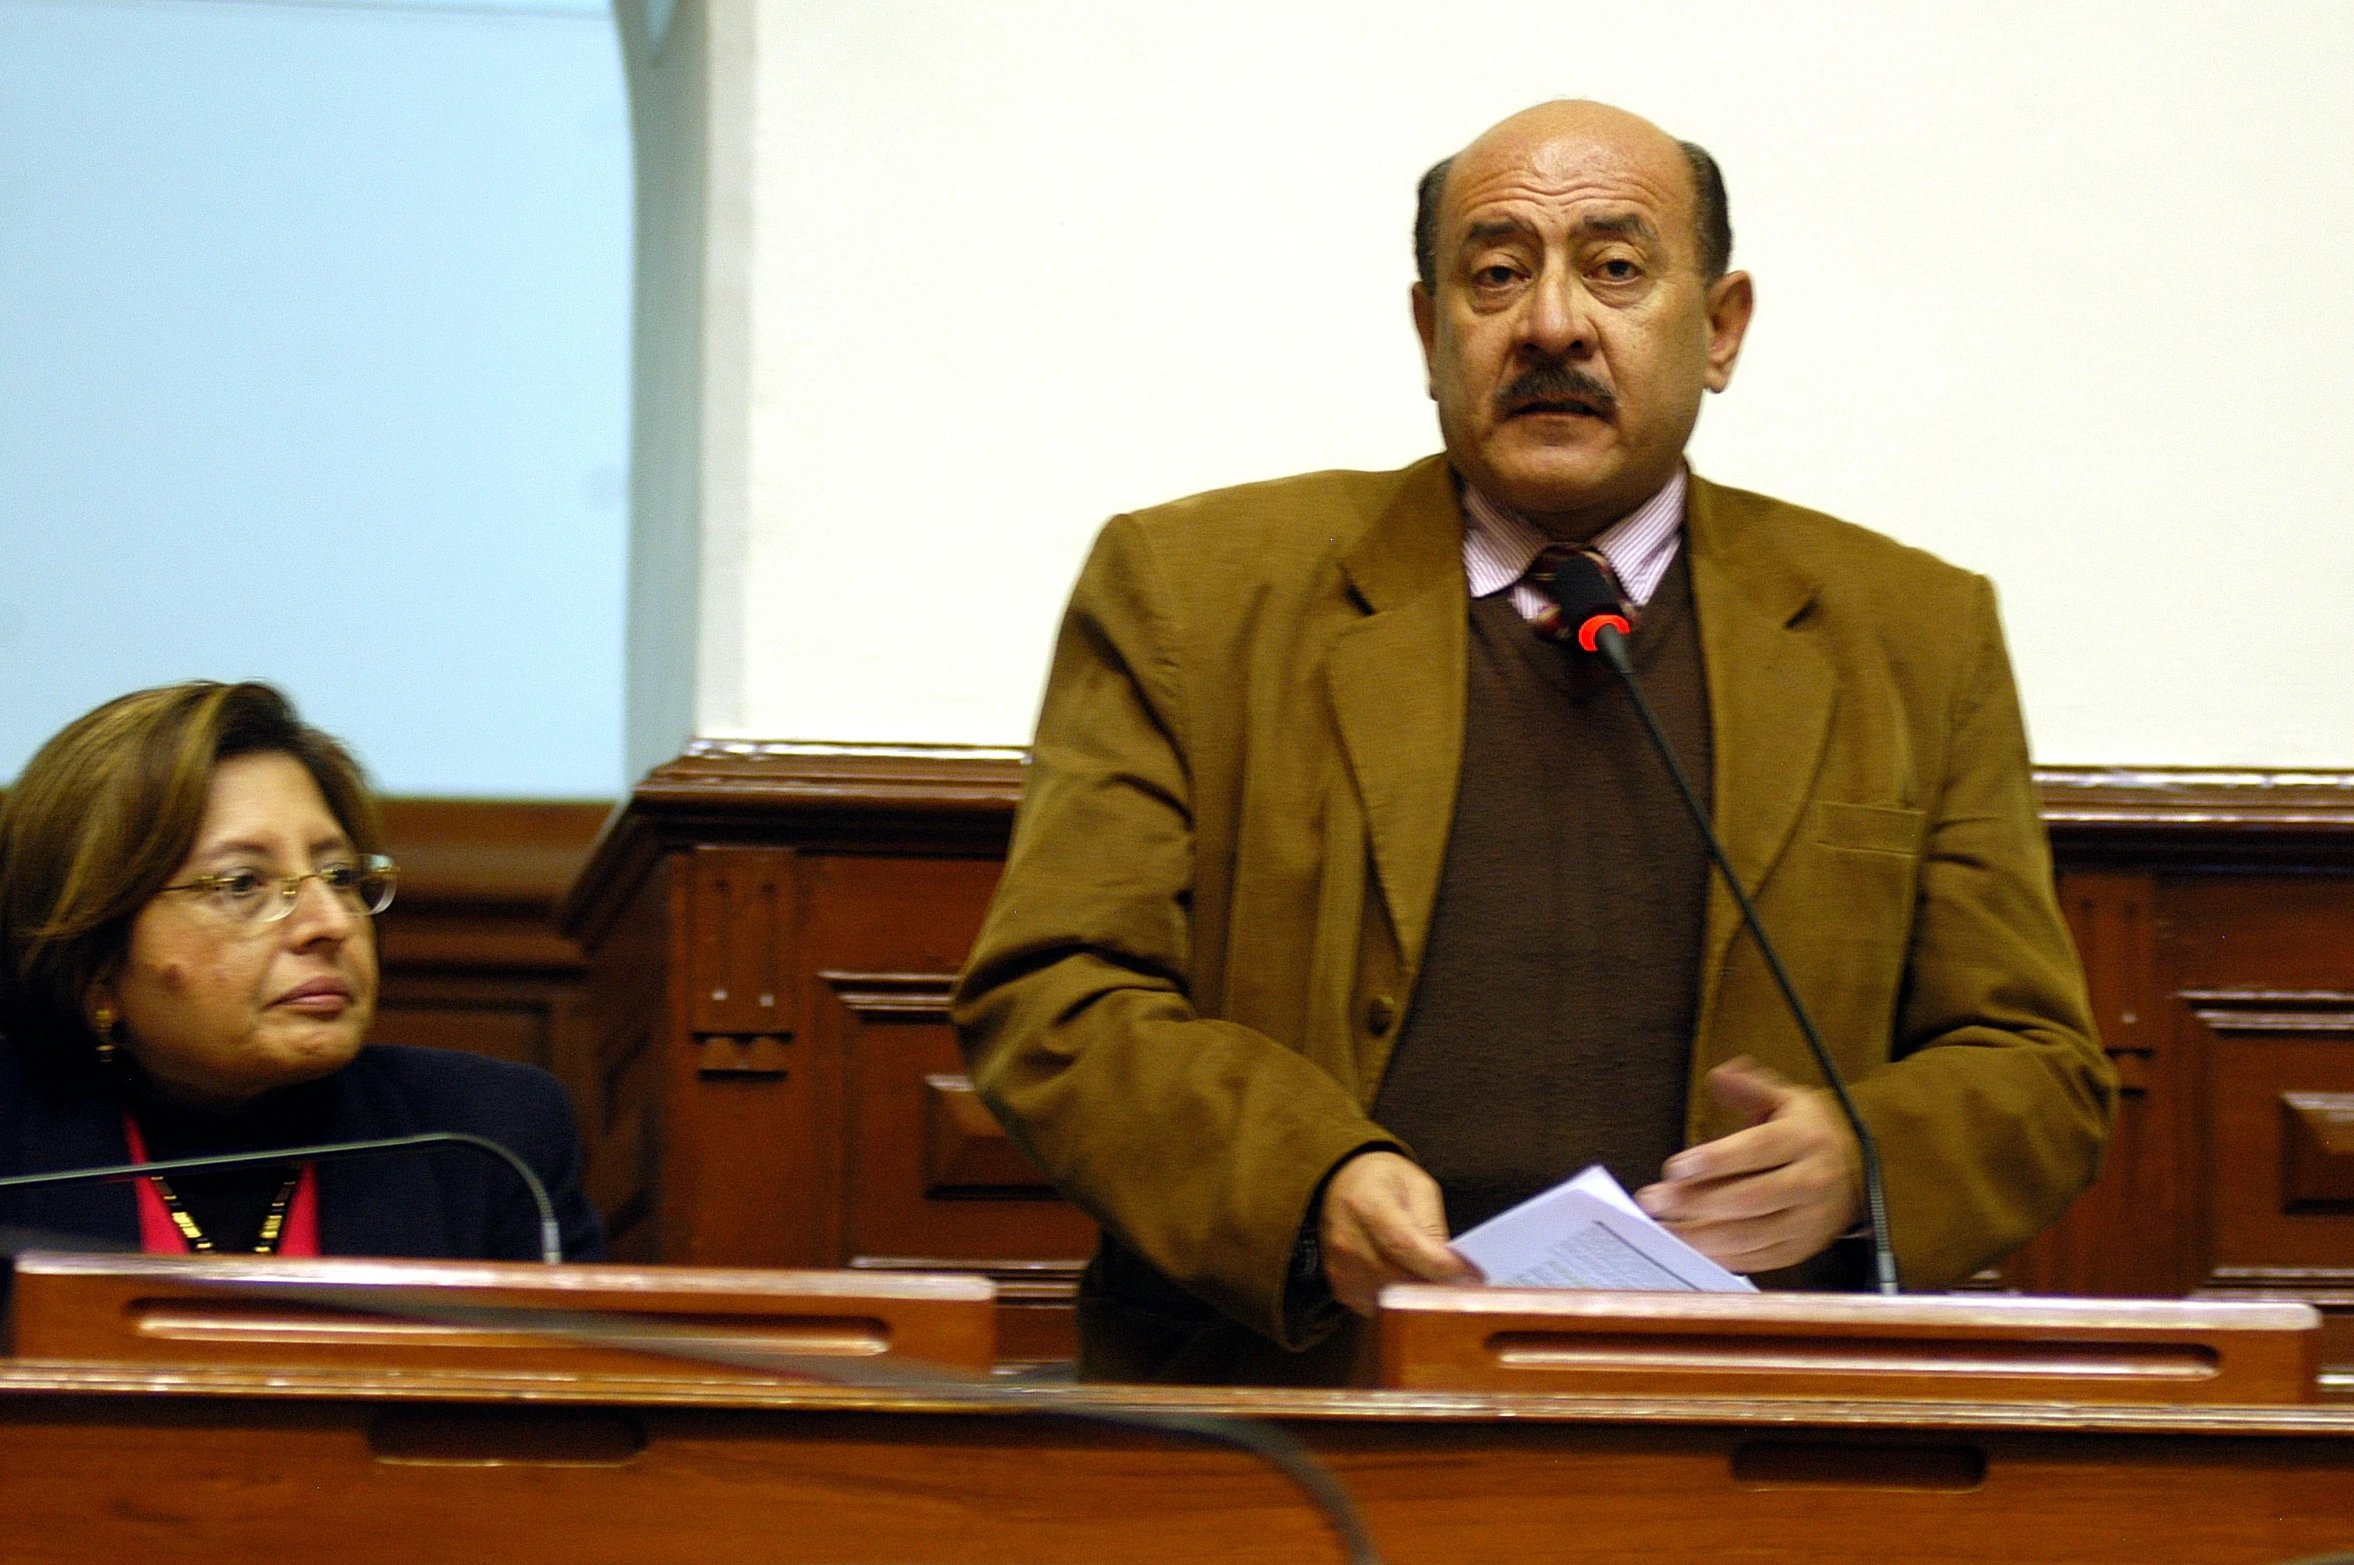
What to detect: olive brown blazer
<box><xmin>955</xmin><ymin>456</ymin><xmax>2114</xmax><ymax>1371</ymax></box>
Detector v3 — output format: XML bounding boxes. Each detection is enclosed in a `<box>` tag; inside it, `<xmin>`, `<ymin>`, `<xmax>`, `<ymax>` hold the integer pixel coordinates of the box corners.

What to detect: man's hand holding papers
<box><xmin>1453</xmin><ymin>1164</ymin><xmax>1759</xmax><ymax>1293</ymax></box>
<box><xmin>1319</xmin><ymin>1151</ymin><xmax>1482</xmax><ymax>1316</ymax></box>
<box><xmin>1326</xmin><ymin>1061</ymin><xmax>1861</xmax><ymax>1313</ymax></box>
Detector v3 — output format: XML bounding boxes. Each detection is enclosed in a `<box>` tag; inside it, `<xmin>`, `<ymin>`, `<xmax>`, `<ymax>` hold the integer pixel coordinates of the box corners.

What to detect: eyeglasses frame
<box><xmin>159</xmin><ymin>854</ymin><xmax>400</xmax><ymax>924</ymax></box>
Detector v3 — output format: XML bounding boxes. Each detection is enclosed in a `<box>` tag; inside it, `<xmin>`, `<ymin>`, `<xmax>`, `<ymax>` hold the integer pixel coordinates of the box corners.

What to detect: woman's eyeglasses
<box><xmin>160</xmin><ymin>855</ymin><xmax>399</xmax><ymax>925</ymax></box>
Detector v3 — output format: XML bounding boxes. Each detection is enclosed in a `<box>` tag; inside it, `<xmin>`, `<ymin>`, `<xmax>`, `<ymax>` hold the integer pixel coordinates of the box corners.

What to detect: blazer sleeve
<box><xmin>953</xmin><ymin>515</ymin><xmax>1394</xmax><ymax>1347</ymax></box>
<box><xmin>1847</xmin><ymin>574</ymin><xmax>2116</xmax><ymax>1289</ymax></box>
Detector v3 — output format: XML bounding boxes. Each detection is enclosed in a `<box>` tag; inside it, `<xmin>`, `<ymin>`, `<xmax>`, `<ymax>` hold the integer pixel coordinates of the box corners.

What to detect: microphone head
<box><xmin>1547</xmin><ymin>552</ymin><xmax>1632</xmax><ymax>654</ymax></box>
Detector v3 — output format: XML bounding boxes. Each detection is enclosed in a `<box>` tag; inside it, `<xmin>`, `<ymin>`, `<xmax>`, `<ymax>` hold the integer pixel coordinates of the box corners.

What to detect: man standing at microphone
<box><xmin>953</xmin><ymin>99</ymin><xmax>2114</xmax><ymax>1383</ymax></box>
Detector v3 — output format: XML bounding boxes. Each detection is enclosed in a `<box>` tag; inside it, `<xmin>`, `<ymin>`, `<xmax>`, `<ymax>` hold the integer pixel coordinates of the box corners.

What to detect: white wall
<box><xmin>0</xmin><ymin>0</ymin><xmax>631</xmax><ymax>796</ymax></box>
<box><xmin>689</xmin><ymin>0</ymin><xmax>2354</xmax><ymax>768</ymax></box>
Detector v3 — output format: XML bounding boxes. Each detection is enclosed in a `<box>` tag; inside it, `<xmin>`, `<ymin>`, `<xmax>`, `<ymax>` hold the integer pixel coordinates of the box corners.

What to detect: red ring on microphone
<box><xmin>1577</xmin><ymin>613</ymin><xmax>1631</xmax><ymax>653</ymax></box>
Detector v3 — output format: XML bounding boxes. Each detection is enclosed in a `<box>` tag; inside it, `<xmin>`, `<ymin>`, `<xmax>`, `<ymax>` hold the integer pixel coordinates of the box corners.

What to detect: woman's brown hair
<box><xmin>0</xmin><ymin>681</ymin><xmax>382</xmax><ymax>1058</ymax></box>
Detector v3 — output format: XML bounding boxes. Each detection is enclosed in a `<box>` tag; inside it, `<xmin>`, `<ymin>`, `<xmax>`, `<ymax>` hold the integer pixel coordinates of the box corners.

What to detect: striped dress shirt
<box><xmin>1460</xmin><ymin>467</ymin><xmax>1687</xmax><ymax>616</ymax></box>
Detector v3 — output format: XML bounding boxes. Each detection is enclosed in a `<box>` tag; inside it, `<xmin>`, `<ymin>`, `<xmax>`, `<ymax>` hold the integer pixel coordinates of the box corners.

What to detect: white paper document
<box><xmin>1452</xmin><ymin>1164</ymin><xmax>1759</xmax><ymax>1293</ymax></box>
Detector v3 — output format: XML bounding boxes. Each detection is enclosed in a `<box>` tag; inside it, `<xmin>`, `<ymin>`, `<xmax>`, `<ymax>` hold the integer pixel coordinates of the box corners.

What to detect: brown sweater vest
<box><xmin>1371</xmin><ymin>548</ymin><xmax>1713</xmax><ymax>1233</ymax></box>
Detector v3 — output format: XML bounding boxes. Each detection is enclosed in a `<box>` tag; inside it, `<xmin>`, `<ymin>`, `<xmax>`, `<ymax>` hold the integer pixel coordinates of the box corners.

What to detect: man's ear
<box><xmin>1411</xmin><ymin>282</ymin><xmax>1439</xmax><ymax>400</ymax></box>
<box><xmin>1703</xmin><ymin>270</ymin><xmax>1755</xmax><ymax>393</ymax></box>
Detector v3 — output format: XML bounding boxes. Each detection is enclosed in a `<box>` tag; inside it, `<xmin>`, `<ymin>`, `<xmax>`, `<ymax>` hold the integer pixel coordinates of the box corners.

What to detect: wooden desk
<box><xmin>4</xmin><ymin>1359</ymin><xmax>2351</xmax><ymax>1563</ymax></box>
<box><xmin>1376</xmin><ymin>1286</ymin><xmax>2322</xmax><ymax>1405</ymax></box>
<box><xmin>7</xmin><ymin>1253</ymin><xmax>998</xmax><ymax>1378</ymax></box>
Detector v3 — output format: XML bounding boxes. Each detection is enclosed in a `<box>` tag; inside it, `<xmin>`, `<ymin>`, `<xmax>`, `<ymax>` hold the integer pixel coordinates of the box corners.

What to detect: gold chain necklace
<box><xmin>144</xmin><ymin>1169</ymin><xmax>301</xmax><ymax>1254</ymax></box>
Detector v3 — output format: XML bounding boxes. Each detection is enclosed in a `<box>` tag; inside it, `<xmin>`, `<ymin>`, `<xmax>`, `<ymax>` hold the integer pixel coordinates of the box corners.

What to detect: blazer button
<box><xmin>1365</xmin><ymin>995</ymin><xmax>1397</xmax><ymax>1035</ymax></box>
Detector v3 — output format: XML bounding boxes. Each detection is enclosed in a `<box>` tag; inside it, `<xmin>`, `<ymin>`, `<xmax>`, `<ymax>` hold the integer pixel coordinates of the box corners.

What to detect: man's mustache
<box><xmin>1497</xmin><ymin>363</ymin><xmax>1617</xmax><ymax>419</ymax></box>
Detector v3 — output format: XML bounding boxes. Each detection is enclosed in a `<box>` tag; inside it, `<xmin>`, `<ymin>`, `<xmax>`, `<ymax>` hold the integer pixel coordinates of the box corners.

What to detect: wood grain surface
<box><xmin>8</xmin><ymin>1254</ymin><xmax>998</xmax><ymax>1378</ymax></box>
<box><xmin>1</xmin><ymin>1361</ymin><xmax>2351</xmax><ymax>1563</ymax></box>
<box><xmin>1376</xmin><ymin>1287</ymin><xmax>2319</xmax><ymax>1404</ymax></box>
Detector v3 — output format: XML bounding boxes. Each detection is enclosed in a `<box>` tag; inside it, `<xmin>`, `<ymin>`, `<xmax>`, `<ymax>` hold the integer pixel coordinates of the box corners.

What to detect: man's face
<box><xmin>1413</xmin><ymin>103</ymin><xmax>1753</xmax><ymax>539</ymax></box>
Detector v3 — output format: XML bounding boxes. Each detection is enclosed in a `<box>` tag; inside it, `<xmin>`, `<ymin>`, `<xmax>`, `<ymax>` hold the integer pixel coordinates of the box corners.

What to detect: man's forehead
<box><xmin>1443</xmin><ymin>103</ymin><xmax>1692</xmax><ymax>235</ymax></box>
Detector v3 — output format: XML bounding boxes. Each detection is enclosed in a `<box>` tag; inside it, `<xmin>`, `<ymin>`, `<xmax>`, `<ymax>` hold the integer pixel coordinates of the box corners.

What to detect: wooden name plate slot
<box><xmin>7</xmin><ymin>1253</ymin><xmax>995</xmax><ymax>1379</ymax></box>
<box><xmin>1376</xmin><ymin>1287</ymin><xmax>2321</xmax><ymax>1405</ymax></box>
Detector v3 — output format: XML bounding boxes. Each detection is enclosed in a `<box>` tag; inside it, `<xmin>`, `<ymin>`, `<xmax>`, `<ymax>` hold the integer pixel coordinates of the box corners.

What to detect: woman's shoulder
<box><xmin>0</xmin><ymin>1030</ymin><xmax>35</xmax><ymax>1089</ymax></box>
<box><xmin>0</xmin><ymin>1027</ymin><xmax>120</xmax><ymax>1166</ymax></box>
<box><xmin>0</xmin><ymin>1026</ymin><xmax>107</xmax><ymax>1109</ymax></box>
<box><xmin>325</xmin><ymin>1046</ymin><xmax>603</xmax><ymax>1261</ymax></box>
<box><xmin>339</xmin><ymin>1044</ymin><xmax>575</xmax><ymax>1125</ymax></box>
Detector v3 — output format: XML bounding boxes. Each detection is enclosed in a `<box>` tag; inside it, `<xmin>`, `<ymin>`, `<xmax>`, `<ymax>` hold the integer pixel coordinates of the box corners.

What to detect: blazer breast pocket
<box><xmin>1812</xmin><ymin>800</ymin><xmax>1925</xmax><ymax>858</ymax></box>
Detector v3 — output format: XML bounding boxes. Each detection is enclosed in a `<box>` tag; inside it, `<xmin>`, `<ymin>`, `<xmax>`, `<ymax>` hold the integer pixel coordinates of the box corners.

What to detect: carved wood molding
<box><xmin>814</xmin><ymin>972</ymin><xmax>1063</xmax><ymax>1202</ymax></box>
<box><xmin>817</xmin><ymin>969</ymin><xmax>959</xmax><ymax>1018</ymax></box>
<box><xmin>561</xmin><ymin>744</ymin><xmax>1026</xmax><ymax>945</ymax></box>
<box><xmin>2176</xmin><ymin>990</ymin><xmax>2354</xmax><ymax>1306</ymax></box>
<box><xmin>817</xmin><ymin>970</ymin><xmax>1079</xmax><ymax>1308</ymax></box>
<box><xmin>846</xmin><ymin>1255</ymin><xmax>1087</xmax><ymax>1306</ymax></box>
<box><xmin>639</xmin><ymin>740</ymin><xmax>1029</xmax><ymax>817</ymax></box>
<box><xmin>2281</xmin><ymin>1093</ymin><xmax>2354</xmax><ymax>1211</ymax></box>
<box><xmin>2197</xmin><ymin>1268</ymin><xmax>2354</xmax><ymax>1306</ymax></box>
<box><xmin>560</xmin><ymin>748</ymin><xmax>2354</xmax><ymax>942</ymax></box>
<box><xmin>2181</xmin><ymin>989</ymin><xmax>2354</xmax><ymax>1037</ymax></box>
<box><xmin>2037</xmin><ymin>766</ymin><xmax>2354</xmax><ymax>867</ymax></box>
<box><xmin>920</xmin><ymin>1072</ymin><xmax>1061</xmax><ymax>1198</ymax></box>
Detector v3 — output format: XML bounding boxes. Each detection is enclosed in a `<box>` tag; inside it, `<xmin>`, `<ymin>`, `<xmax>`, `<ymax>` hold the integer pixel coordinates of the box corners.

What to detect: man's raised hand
<box><xmin>1633</xmin><ymin>1057</ymin><xmax>1862</xmax><ymax>1275</ymax></box>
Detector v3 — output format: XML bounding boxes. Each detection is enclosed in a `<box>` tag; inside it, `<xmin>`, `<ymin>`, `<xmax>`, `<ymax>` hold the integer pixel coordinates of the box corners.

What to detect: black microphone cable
<box><xmin>1</xmin><ymin>1143</ymin><xmax>1377</xmax><ymax>1552</ymax></box>
<box><xmin>0</xmin><ymin>1229</ymin><xmax>1383</xmax><ymax>1565</ymax></box>
<box><xmin>267</xmin><ymin>1282</ymin><xmax>1384</xmax><ymax>1565</ymax></box>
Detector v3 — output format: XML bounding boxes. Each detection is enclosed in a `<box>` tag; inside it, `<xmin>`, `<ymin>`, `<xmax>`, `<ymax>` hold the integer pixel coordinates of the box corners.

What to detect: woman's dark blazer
<box><xmin>0</xmin><ymin>1039</ymin><xmax>605</xmax><ymax>1262</ymax></box>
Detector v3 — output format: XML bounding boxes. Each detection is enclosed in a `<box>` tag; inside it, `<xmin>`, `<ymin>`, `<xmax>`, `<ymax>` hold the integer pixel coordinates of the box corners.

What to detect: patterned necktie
<box><xmin>1523</xmin><ymin>545</ymin><xmax>1636</xmax><ymax>644</ymax></box>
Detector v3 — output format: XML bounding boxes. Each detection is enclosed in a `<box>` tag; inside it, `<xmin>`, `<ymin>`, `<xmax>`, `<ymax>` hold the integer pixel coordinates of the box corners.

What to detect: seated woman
<box><xmin>0</xmin><ymin>681</ymin><xmax>603</xmax><ymax>1260</ymax></box>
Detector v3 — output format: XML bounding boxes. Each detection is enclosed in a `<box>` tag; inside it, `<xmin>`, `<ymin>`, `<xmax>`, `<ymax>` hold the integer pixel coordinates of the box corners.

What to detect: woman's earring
<box><xmin>92</xmin><ymin>1005</ymin><xmax>118</xmax><ymax>1065</ymax></box>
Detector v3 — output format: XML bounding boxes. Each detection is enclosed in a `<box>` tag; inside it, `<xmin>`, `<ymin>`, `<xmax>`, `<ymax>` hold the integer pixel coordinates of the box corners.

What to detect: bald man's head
<box><xmin>1406</xmin><ymin>98</ymin><xmax>1756</xmax><ymax>536</ymax></box>
<box><xmin>1415</xmin><ymin>107</ymin><xmax>1731</xmax><ymax>290</ymax></box>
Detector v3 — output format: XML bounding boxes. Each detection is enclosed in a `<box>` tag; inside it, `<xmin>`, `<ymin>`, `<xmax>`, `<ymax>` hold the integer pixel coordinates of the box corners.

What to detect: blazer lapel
<box><xmin>1326</xmin><ymin>458</ymin><xmax>1467</xmax><ymax>970</ymax></box>
<box><xmin>1688</xmin><ymin>475</ymin><xmax>1835</xmax><ymax>992</ymax></box>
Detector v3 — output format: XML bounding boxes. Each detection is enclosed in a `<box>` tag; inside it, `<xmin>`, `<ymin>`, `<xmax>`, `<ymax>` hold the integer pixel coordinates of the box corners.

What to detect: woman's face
<box><xmin>98</xmin><ymin>752</ymin><xmax>377</xmax><ymax>1110</ymax></box>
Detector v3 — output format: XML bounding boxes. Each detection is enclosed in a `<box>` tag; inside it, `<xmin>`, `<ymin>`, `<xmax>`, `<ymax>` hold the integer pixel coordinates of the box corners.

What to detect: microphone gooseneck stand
<box><xmin>0</xmin><ymin>1132</ymin><xmax>565</xmax><ymax>1265</ymax></box>
<box><xmin>1550</xmin><ymin>552</ymin><xmax>1900</xmax><ymax>1295</ymax></box>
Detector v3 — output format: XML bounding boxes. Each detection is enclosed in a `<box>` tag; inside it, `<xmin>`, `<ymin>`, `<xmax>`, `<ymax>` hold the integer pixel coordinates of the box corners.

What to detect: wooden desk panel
<box><xmin>557</xmin><ymin>753</ymin><xmax>1099</xmax><ymax>1360</ymax></box>
<box><xmin>8</xmin><ymin>1255</ymin><xmax>999</xmax><ymax>1378</ymax></box>
<box><xmin>1376</xmin><ymin>1288</ymin><xmax>2321</xmax><ymax>1405</ymax></box>
<box><xmin>556</xmin><ymin>751</ymin><xmax>2354</xmax><ymax>1379</ymax></box>
<box><xmin>4</xmin><ymin>1365</ymin><xmax>2353</xmax><ymax>1563</ymax></box>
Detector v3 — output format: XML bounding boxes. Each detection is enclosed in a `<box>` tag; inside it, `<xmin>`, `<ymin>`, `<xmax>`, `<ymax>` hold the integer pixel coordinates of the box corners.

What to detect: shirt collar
<box><xmin>1460</xmin><ymin>466</ymin><xmax>1687</xmax><ymax>608</ymax></box>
